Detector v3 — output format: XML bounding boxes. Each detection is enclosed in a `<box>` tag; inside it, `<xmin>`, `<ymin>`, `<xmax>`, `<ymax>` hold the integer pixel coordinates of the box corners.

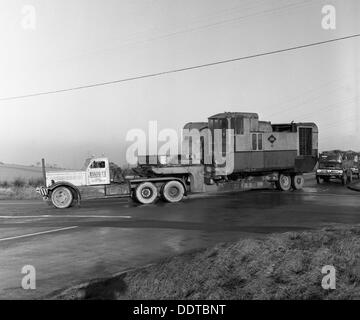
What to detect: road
<box><xmin>0</xmin><ymin>176</ymin><xmax>360</xmax><ymax>299</ymax></box>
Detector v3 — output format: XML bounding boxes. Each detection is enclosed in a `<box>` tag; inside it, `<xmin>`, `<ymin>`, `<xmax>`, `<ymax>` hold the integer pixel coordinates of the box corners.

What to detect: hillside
<box><xmin>0</xmin><ymin>163</ymin><xmax>62</xmax><ymax>182</ymax></box>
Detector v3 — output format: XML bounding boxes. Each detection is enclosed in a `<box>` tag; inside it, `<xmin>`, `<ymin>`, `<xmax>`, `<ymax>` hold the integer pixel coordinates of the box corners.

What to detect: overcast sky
<box><xmin>0</xmin><ymin>0</ymin><xmax>359</xmax><ymax>168</ymax></box>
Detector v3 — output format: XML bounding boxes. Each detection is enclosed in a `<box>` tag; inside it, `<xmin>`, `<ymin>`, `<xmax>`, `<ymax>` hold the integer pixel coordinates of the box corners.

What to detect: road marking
<box><xmin>0</xmin><ymin>215</ymin><xmax>132</xmax><ymax>219</ymax></box>
<box><xmin>259</xmin><ymin>191</ymin><xmax>360</xmax><ymax>198</ymax></box>
<box><xmin>0</xmin><ymin>215</ymin><xmax>52</xmax><ymax>219</ymax></box>
<box><xmin>0</xmin><ymin>202</ymin><xmax>42</xmax><ymax>206</ymax></box>
<box><xmin>0</xmin><ymin>226</ymin><xmax>78</xmax><ymax>242</ymax></box>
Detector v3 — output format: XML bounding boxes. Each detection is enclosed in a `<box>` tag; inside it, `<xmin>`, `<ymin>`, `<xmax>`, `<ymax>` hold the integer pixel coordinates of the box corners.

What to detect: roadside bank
<box><xmin>51</xmin><ymin>225</ymin><xmax>360</xmax><ymax>300</ymax></box>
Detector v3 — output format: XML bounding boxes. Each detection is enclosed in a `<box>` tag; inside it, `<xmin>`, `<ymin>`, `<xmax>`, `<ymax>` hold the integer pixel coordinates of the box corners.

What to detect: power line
<box><xmin>1</xmin><ymin>33</ymin><xmax>360</xmax><ymax>102</ymax></box>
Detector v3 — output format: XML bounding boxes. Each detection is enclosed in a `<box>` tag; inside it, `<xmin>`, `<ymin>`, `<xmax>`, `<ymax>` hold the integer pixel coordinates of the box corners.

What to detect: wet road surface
<box><xmin>0</xmin><ymin>175</ymin><xmax>359</xmax><ymax>299</ymax></box>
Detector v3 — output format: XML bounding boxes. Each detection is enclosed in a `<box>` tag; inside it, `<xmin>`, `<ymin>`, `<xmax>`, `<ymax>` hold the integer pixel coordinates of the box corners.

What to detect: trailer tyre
<box><xmin>291</xmin><ymin>175</ymin><xmax>304</xmax><ymax>190</ymax></box>
<box><xmin>161</xmin><ymin>180</ymin><xmax>185</xmax><ymax>203</ymax></box>
<box><xmin>51</xmin><ymin>186</ymin><xmax>74</xmax><ymax>209</ymax></box>
<box><xmin>276</xmin><ymin>174</ymin><xmax>291</xmax><ymax>191</ymax></box>
<box><xmin>135</xmin><ymin>182</ymin><xmax>158</xmax><ymax>204</ymax></box>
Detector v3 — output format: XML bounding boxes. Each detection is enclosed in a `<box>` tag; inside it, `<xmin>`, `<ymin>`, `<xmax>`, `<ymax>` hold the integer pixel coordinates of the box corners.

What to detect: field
<box><xmin>0</xmin><ymin>163</ymin><xmax>61</xmax><ymax>200</ymax></box>
<box><xmin>52</xmin><ymin>225</ymin><xmax>360</xmax><ymax>300</ymax></box>
<box><xmin>0</xmin><ymin>163</ymin><xmax>45</xmax><ymax>182</ymax></box>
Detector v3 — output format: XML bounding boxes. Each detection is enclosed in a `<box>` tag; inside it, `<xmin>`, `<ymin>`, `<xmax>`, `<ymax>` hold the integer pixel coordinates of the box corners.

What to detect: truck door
<box><xmin>87</xmin><ymin>159</ymin><xmax>110</xmax><ymax>185</ymax></box>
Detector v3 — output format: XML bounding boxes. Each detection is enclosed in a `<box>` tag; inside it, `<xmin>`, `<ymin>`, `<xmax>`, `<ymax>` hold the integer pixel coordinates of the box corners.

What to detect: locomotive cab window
<box><xmin>252</xmin><ymin>133</ymin><xmax>263</xmax><ymax>151</ymax></box>
<box><xmin>230</xmin><ymin>117</ymin><xmax>244</xmax><ymax>135</ymax></box>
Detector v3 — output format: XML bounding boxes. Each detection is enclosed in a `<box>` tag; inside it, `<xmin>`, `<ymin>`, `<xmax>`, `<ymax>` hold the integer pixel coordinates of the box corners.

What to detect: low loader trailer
<box><xmin>37</xmin><ymin>112</ymin><xmax>318</xmax><ymax>209</ymax></box>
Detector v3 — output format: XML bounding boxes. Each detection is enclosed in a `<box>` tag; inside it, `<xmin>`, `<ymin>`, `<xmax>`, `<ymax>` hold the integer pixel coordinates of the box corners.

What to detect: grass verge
<box><xmin>0</xmin><ymin>177</ymin><xmax>42</xmax><ymax>200</ymax></box>
<box><xmin>51</xmin><ymin>225</ymin><xmax>360</xmax><ymax>300</ymax></box>
<box><xmin>0</xmin><ymin>186</ymin><xmax>39</xmax><ymax>200</ymax></box>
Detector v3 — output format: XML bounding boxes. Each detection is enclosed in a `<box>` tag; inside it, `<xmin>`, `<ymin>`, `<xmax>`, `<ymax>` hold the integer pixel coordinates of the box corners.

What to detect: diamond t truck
<box><xmin>37</xmin><ymin>112</ymin><xmax>318</xmax><ymax>209</ymax></box>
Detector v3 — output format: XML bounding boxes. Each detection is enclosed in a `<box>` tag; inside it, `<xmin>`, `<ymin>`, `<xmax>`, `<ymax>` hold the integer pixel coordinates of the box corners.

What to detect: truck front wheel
<box><xmin>291</xmin><ymin>175</ymin><xmax>304</xmax><ymax>190</ymax></box>
<box><xmin>51</xmin><ymin>186</ymin><xmax>74</xmax><ymax>209</ymax></box>
<box><xmin>276</xmin><ymin>174</ymin><xmax>291</xmax><ymax>191</ymax></box>
<box><xmin>135</xmin><ymin>182</ymin><xmax>158</xmax><ymax>204</ymax></box>
<box><xmin>161</xmin><ymin>181</ymin><xmax>185</xmax><ymax>203</ymax></box>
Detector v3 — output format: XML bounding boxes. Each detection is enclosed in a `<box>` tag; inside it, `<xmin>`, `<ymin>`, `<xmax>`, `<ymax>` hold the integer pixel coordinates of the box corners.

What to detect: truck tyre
<box><xmin>51</xmin><ymin>186</ymin><xmax>74</xmax><ymax>209</ymax></box>
<box><xmin>135</xmin><ymin>182</ymin><xmax>158</xmax><ymax>204</ymax></box>
<box><xmin>161</xmin><ymin>180</ymin><xmax>185</xmax><ymax>203</ymax></box>
<box><xmin>316</xmin><ymin>176</ymin><xmax>321</xmax><ymax>184</ymax></box>
<box><xmin>291</xmin><ymin>175</ymin><xmax>304</xmax><ymax>190</ymax></box>
<box><xmin>342</xmin><ymin>173</ymin><xmax>348</xmax><ymax>185</ymax></box>
<box><xmin>130</xmin><ymin>191</ymin><xmax>139</xmax><ymax>203</ymax></box>
<box><xmin>276</xmin><ymin>174</ymin><xmax>291</xmax><ymax>191</ymax></box>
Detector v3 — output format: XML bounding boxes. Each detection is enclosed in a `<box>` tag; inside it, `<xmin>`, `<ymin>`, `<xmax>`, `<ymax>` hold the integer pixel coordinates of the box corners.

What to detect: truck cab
<box><xmin>46</xmin><ymin>157</ymin><xmax>110</xmax><ymax>187</ymax></box>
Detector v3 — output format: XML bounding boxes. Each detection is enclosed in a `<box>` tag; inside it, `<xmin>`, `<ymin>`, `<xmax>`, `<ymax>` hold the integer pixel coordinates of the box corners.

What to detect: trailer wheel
<box><xmin>135</xmin><ymin>182</ymin><xmax>158</xmax><ymax>204</ymax></box>
<box><xmin>291</xmin><ymin>175</ymin><xmax>304</xmax><ymax>190</ymax></box>
<box><xmin>161</xmin><ymin>180</ymin><xmax>185</xmax><ymax>203</ymax></box>
<box><xmin>276</xmin><ymin>174</ymin><xmax>291</xmax><ymax>191</ymax></box>
<box><xmin>51</xmin><ymin>186</ymin><xmax>74</xmax><ymax>209</ymax></box>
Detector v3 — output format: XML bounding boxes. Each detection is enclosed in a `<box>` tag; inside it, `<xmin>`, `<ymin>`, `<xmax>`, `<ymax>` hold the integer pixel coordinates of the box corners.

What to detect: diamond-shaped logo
<box><xmin>268</xmin><ymin>135</ymin><xmax>276</xmax><ymax>144</ymax></box>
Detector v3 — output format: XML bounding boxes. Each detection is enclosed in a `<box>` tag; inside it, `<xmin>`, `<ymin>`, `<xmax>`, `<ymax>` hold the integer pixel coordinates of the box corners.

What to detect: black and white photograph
<box><xmin>0</xmin><ymin>0</ymin><xmax>359</xmax><ymax>312</ymax></box>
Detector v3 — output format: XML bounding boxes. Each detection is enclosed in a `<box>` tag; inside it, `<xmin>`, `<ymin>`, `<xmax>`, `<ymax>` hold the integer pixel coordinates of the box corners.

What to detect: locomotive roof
<box><xmin>183</xmin><ymin>122</ymin><xmax>208</xmax><ymax>130</ymax></box>
<box><xmin>208</xmin><ymin>112</ymin><xmax>258</xmax><ymax>119</ymax></box>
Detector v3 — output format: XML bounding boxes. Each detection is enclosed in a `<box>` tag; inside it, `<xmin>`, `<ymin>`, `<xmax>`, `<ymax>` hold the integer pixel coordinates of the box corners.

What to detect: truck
<box><xmin>37</xmin><ymin>112</ymin><xmax>318</xmax><ymax>209</ymax></box>
<box><xmin>316</xmin><ymin>150</ymin><xmax>356</xmax><ymax>185</ymax></box>
<box><xmin>346</xmin><ymin>151</ymin><xmax>360</xmax><ymax>179</ymax></box>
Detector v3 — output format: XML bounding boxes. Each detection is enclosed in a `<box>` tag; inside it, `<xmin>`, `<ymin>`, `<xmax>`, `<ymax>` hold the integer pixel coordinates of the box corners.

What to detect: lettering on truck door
<box><xmin>87</xmin><ymin>159</ymin><xmax>110</xmax><ymax>185</ymax></box>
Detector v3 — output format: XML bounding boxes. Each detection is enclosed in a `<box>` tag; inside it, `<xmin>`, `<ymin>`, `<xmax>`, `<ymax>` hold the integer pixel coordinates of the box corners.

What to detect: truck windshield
<box><xmin>82</xmin><ymin>158</ymin><xmax>92</xmax><ymax>170</ymax></box>
<box><xmin>319</xmin><ymin>154</ymin><xmax>342</xmax><ymax>169</ymax></box>
<box><xmin>319</xmin><ymin>155</ymin><xmax>341</xmax><ymax>162</ymax></box>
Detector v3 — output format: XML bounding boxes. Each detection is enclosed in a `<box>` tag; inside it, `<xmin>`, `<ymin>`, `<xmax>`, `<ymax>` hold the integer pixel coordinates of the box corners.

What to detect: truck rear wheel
<box><xmin>135</xmin><ymin>182</ymin><xmax>158</xmax><ymax>204</ymax></box>
<box><xmin>291</xmin><ymin>175</ymin><xmax>304</xmax><ymax>190</ymax></box>
<box><xmin>51</xmin><ymin>186</ymin><xmax>74</xmax><ymax>209</ymax></box>
<box><xmin>161</xmin><ymin>180</ymin><xmax>185</xmax><ymax>203</ymax></box>
<box><xmin>276</xmin><ymin>174</ymin><xmax>291</xmax><ymax>191</ymax></box>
